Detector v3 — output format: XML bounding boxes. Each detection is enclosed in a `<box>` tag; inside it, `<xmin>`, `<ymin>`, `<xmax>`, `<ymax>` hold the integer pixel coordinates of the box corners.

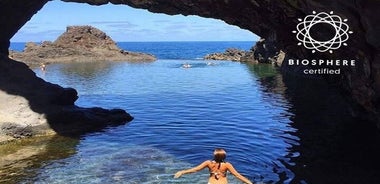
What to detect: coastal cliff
<box><xmin>204</xmin><ymin>39</ymin><xmax>285</xmax><ymax>67</ymax></box>
<box><xmin>0</xmin><ymin>0</ymin><xmax>379</xmax><ymax>141</ymax></box>
<box><xmin>56</xmin><ymin>0</ymin><xmax>379</xmax><ymax>124</ymax></box>
<box><xmin>10</xmin><ymin>26</ymin><xmax>156</xmax><ymax>67</ymax></box>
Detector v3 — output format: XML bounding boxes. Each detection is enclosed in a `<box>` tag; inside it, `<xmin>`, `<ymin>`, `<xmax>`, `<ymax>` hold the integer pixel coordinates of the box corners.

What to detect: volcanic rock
<box><xmin>1</xmin><ymin>0</ymin><xmax>380</xmax><ymax>136</ymax></box>
<box><xmin>204</xmin><ymin>48</ymin><xmax>247</xmax><ymax>61</ymax></box>
<box><xmin>9</xmin><ymin>26</ymin><xmax>155</xmax><ymax>67</ymax></box>
<box><xmin>240</xmin><ymin>38</ymin><xmax>286</xmax><ymax>66</ymax></box>
<box><xmin>0</xmin><ymin>56</ymin><xmax>133</xmax><ymax>143</ymax></box>
<box><xmin>204</xmin><ymin>39</ymin><xmax>285</xmax><ymax>66</ymax></box>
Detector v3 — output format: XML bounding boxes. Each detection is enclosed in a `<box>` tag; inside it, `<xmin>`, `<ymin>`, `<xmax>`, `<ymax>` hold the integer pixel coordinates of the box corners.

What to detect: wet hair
<box><xmin>213</xmin><ymin>148</ymin><xmax>226</xmax><ymax>169</ymax></box>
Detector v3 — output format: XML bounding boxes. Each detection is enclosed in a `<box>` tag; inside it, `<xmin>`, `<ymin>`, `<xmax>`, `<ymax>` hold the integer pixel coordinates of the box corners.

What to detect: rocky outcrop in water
<box><xmin>0</xmin><ymin>0</ymin><xmax>380</xmax><ymax>136</ymax></box>
<box><xmin>10</xmin><ymin>26</ymin><xmax>155</xmax><ymax>67</ymax></box>
<box><xmin>0</xmin><ymin>56</ymin><xmax>133</xmax><ymax>143</ymax></box>
<box><xmin>204</xmin><ymin>48</ymin><xmax>247</xmax><ymax>61</ymax></box>
<box><xmin>204</xmin><ymin>39</ymin><xmax>286</xmax><ymax>67</ymax></box>
<box><xmin>242</xmin><ymin>39</ymin><xmax>286</xmax><ymax>67</ymax></box>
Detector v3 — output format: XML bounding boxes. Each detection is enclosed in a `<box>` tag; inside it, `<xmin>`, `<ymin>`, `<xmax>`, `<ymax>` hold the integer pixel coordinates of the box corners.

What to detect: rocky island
<box><xmin>10</xmin><ymin>25</ymin><xmax>156</xmax><ymax>67</ymax></box>
<box><xmin>1</xmin><ymin>0</ymin><xmax>380</xmax><ymax>126</ymax></box>
<box><xmin>1</xmin><ymin>1</ymin><xmax>380</xmax><ymax>183</ymax></box>
<box><xmin>204</xmin><ymin>39</ymin><xmax>285</xmax><ymax>67</ymax></box>
<box><xmin>204</xmin><ymin>48</ymin><xmax>248</xmax><ymax>61</ymax></box>
<box><xmin>0</xmin><ymin>25</ymin><xmax>151</xmax><ymax>143</ymax></box>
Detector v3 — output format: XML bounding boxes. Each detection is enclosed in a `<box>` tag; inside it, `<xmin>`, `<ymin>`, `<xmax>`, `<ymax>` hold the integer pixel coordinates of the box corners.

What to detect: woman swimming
<box><xmin>174</xmin><ymin>148</ymin><xmax>253</xmax><ymax>184</ymax></box>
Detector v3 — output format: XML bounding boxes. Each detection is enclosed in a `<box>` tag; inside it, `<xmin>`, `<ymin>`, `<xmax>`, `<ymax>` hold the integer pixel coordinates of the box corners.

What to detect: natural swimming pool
<box><xmin>3</xmin><ymin>42</ymin><xmax>380</xmax><ymax>184</ymax></box>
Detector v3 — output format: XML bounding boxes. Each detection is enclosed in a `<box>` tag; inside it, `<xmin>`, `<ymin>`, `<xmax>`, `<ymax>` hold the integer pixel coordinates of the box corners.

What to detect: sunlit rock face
<box><xmin>10</xmin><ymin>25</ymin><xmax>156</xmax><ymax>66</ymax></box>
<box><xmin>0</xmin><ymin>0</ymin><xmax>379</xmax><ymax>134</ymax></box>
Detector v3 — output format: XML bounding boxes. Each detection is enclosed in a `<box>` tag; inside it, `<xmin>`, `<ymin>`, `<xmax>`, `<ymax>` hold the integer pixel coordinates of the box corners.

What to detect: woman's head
<box><xmin>213</xmin><ymin>148</ymin><xmax>226</xmax><ymax>162</ymax></box>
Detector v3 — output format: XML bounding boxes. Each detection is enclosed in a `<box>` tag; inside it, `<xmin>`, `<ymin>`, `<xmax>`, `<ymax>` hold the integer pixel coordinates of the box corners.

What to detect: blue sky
<box><xmin>11</xmin><ymin>0</ymin><xmax>258</xmax><ymax>42</ymax></box>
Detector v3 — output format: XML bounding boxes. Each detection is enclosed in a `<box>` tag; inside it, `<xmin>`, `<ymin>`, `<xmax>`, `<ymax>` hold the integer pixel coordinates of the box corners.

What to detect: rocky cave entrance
<box><xmin>0</xmin><ymin>0</ymin><xmax>379</xmax><ymax>143</ymax></box>
<box><xmin>2</xmin><ymin>1</ymin><xmax>380</xmax><ymax>183</ymax></box>
<box><xmin>2</xmin><ymin>0</ymin><xmax>262</xmax><ymax>142</ymax></box>
<box><xmin>1</xmin><ymin>0</ymin><xmax>380</xmax><ymax>142</ymax></box>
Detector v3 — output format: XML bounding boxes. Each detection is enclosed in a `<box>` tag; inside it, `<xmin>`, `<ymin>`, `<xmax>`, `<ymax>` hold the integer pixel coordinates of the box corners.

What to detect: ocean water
<box><xmin>4</xmin><ymin>42</ymin><xmax>380</xmax><ymax>184</ymax></box>
<box><xmin>10</xmin><ymin>41</ymin><xmax>254</xmax><ymax>60</ymax></box>
<box><xmin>117</xmin><ymin>42</ymin><xmax>254</xmax><ymax>60</ymax></box>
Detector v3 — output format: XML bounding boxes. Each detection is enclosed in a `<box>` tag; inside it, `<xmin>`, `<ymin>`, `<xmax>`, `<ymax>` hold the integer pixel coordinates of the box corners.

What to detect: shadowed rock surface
<box><xmin>10</xmin><ymin>25</ymin><xmax>156</xmax><ymax>67</ymax></box>
<box><xmin>0</xmin><ymin>0</ymin><xmax>380</xmax><ymax>141</ymax></box>
<box><xmin>204</xmin><ymin>39</ymin><xmax>286</xmax><ymax>67</ymax></box>
<box><xmin>57</xmin><ymin>0</ymin><xmax>380</xmax><ymax>124</ymax></box>
<box><xmin>243</xmin><ymin>38</ymin><xmax>286</xmax><ymax>67</ymax></box>
<box><xmin>92</xmin><ymin>0</ymin><xmax>380</xmax><ymax>123</ymax></box>
<box><xmin>0</xmin><ymin>56</ymin><xmax>133</xmax><ymax>143</ymax></box>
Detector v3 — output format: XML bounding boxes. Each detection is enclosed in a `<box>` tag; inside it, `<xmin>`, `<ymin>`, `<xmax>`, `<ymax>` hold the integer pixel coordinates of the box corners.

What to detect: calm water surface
<box><xmin>25</xmin><ymin>60</ymin><xmax>296</xmax><ymax>184</ymax></box>
<box><xmin>5</xmin><ymin>42</ymin><xmax>380</xmax><ymax>184</ymax></box>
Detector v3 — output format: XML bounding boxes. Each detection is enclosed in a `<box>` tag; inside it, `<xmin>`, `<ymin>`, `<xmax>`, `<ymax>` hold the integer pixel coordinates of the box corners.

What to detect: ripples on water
<box><xmin>16</xmin><ymin>60</ymin><xmax>297</xmax><ymax>184</ymax></box>
<box><xmin>4</xmin><ymin>41</ymin><xmax>380</xmax><ymax>184</ymax></box>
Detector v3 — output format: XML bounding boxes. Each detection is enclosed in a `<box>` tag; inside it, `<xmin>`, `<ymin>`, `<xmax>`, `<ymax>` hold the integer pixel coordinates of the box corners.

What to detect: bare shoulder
<box><xmin>200</xmin><ymin>160</ymin><xmax>212</xmax><ymax>166</ymax></box>
<box><xmin>204</xmin><ymin>160</ymin><xmax>213</xmax><ymax>164</ymax></box>
<box><xmin>225</xmin><ymin>162</ymin><xmax>234</xmax><ymax>168</ymax></box>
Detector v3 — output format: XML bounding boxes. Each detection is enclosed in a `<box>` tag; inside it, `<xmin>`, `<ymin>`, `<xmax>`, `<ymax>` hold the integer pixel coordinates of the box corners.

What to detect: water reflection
<box><xmin>59</xmin><ymin>61</ymin><xmax>115</xmax><ymax>79</ymax></box>
<box><xmin>0</xmin><ymin>136</ymin><xmax>78</xmax><ymax>184</ymax></box>
<box><xmin>246</xmin><ymin>62</ymin><xmax>380</xmax><ymax>183</ymax></box>
<box><xmin>246</xmin><ymin>63</ymin><xmax>289</xmax><ymax>101</ymax></box>
<box><xmin>282</xmin><ymin>75</ymin><xmax>380</xmax><ymax>184</ymax></box>
<box><xmin>245</xmin><ymin>63</ymin><xmax>298</xmax><ymax>183</ymax></box>
<box><xmin>7</xmin><ymin>61</ymin><xmax>380</xmax><ymax>184</ymax></box>
<box><xmin>31</xmin><ymin>60</ymin><xmax>300</xmax><ymax>183</ymax></box>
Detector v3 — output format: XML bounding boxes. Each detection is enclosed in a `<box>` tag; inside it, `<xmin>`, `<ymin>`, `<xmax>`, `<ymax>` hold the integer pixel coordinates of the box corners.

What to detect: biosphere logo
<box><xmin>292</xmin><ymin>11</ymin><xmax>353</xmax><ymax>53</ymax></box>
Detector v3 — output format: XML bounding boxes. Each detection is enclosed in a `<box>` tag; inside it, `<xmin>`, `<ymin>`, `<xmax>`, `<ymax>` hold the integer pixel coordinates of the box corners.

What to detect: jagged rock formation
<box><xmin>204</xmin><ymin>39</ymin><xmax>286</xmax><ymax>67</ymax></box>
<box><xmin>0</xmin><ymin>56</ymin><xmax>133</xmax><ymax>143</ymax></box>
<box><xmin>55</xmin><ymin>0</ymin><xmax>379</xmax><ymax>124</ymax></box>
<box><xmin>0</xmin><ymin>0</ymin><xmax>379</xmax><ymax>140</ymax></box>
<box><xmin>204</xmin><ymin>48</ymin><xmax>247</xmax><ymax>61</ymax></box>
<box><xmin>10</xmin><ymin>26</ymin><xmax>155</xmax><ymax>67</ymax></box>
<box><xmin>241</xmin><ymin>39</ymin><xmax>286</xmax><ymax>67</ymax></box>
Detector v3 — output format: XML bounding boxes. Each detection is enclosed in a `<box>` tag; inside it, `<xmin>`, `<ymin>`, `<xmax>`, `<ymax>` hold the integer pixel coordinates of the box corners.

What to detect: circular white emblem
<box><xmin>292</xmin><ymin>11</ymin><xmax>353</xmax><ymax>53</ymax></box>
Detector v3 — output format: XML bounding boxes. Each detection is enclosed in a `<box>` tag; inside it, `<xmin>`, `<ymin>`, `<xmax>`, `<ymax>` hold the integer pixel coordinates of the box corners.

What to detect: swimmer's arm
<box><xmin>226</xmin><ymin>162</ymin><xmax>253</xmax><ymax>184</ymax></box>
<box><xmin>174</xmin><ymin>160</ymin><xmax>210</xmax><ymax>178</ymax></box>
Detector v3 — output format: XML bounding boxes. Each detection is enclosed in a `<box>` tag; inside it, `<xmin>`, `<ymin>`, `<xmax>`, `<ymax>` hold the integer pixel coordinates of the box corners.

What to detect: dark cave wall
<box><xmin>0</xmin><ymin>0</ymin><xmax>379</xmax><ymax>123</ymax></box>
<box><xmin>0</xmin><ymin>0</ymin><xmax>49</xmax><ymax>55</ymax></box>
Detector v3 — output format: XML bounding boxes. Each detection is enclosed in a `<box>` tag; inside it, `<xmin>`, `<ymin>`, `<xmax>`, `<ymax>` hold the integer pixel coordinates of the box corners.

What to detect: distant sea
<box><xmin>10</xmin><ymin>41</ymin><xmax>255</xmax><ymax>60</ymax></box>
